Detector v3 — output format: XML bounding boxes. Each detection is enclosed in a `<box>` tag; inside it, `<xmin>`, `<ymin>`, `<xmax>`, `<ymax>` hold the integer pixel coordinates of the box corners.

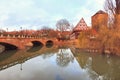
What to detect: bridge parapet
<box><xmin>0</xmin><ymin>33</ymin><xmax>43</xmax><ymax>39</ymax></box>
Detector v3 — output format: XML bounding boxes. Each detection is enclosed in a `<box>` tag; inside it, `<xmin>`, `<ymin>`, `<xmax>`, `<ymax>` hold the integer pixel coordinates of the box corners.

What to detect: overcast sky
<box><xmin>0</xmin><ymin>0</ymin><xmax>105</xmax><ymax>31</ymax></box>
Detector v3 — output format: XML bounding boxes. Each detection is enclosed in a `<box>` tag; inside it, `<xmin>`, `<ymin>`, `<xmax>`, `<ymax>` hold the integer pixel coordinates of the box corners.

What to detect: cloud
<box><xmin>71</xmin><ymin>0</ymin><xmax>106</xmax><ymax>26</ymax></box>
<box><xmin>0</xmin><ymin>0</ymin><xmax>105</xmax><ymax>31</ymax></box>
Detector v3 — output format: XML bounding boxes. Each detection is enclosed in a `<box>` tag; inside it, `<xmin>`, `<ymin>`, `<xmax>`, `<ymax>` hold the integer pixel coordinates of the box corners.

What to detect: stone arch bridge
<box><xmin>0</xmin><ymin>34</ymin><xmax>58</xmax><ymax>50</ymax></box>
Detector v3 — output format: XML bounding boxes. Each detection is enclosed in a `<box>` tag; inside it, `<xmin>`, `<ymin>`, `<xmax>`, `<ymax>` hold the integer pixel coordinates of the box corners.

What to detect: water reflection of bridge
<box><xmin>0</xmin><ymin>46</ymin><xmax>59</xmax><ymax>71</ymax></box>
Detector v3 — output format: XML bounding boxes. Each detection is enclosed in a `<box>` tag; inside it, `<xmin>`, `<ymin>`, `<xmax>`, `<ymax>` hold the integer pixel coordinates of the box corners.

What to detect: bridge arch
<box><xmin>0</xmin><ymin>42</ymin><xmax>18</xmax><ymax>50</ymax></box>
<box><xmin>31</xmin><ymin>41</ymin><xmax>44</xmax><ymax>47</ymax></box>
<box><xmin>27</xmin><ymin>41</ymin><xmax>44</xmax><ymax>52</ymax></box>
<box><xmin>46</xmin><ymin>40</ymin><xmax>54</xmax><ymax>48</ymax></box>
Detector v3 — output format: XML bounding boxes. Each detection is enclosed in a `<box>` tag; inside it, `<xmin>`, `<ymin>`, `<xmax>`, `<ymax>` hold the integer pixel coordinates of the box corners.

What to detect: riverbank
<box><xmin>70</xmin><ymin>39</ymin><xmax>120</xmax><ymax>56</ymax></box>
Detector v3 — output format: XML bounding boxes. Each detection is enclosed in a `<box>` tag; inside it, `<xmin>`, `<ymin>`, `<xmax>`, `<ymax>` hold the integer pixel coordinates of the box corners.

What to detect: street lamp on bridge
<box><xmin>6</xmin><ymin>28</ymin><xmax>8</xmax><ymax>32</ymax></box>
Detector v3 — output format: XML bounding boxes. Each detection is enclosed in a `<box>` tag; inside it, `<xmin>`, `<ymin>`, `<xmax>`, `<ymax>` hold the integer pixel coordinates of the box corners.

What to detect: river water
<box><xmin>0</xmin><ymin>46</ymin><xmax>120</xmax><ymax>80</ymax></box>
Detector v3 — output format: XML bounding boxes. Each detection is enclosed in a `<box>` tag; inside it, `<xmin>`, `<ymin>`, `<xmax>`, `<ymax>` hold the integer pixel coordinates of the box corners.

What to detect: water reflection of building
<box><xmin>72</xmin><ymin>48</ymin><xmax>120</xmax><ymax>80</ymax></box>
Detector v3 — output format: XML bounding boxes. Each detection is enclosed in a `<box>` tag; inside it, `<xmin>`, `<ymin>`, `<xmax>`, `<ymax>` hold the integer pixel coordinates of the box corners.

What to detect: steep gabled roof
<box><xmin>73</xmin><ymin>18</ymin><xmax>89</xmax><ymax>31</ymax></box>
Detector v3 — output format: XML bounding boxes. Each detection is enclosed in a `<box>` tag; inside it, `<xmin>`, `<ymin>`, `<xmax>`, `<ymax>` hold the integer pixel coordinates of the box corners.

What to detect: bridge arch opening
<box><xmin>27</xmin><ymin>41</ymin><xmax>43</xmax><ymax>52</ymax></box>
<box><xmin>0</xmin><ymin>42</ymin><xmax>18</xmax><ymax>51</ymax></box>
<box><xmin>31</xmin><ymin>41</ymin><xmax>43</xmax><ymax>47</ymax></box>
<box><xmin>46</xmin><ymin>40</ymin><xmax>54</xmax><ymax>48</ymax></box>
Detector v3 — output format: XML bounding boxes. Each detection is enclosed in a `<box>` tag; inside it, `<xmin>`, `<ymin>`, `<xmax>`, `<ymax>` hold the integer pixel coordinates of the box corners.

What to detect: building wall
<box><xmin>70</xmin><ymin>33</ymin><xmax>75</xmax><ymax>39</ymax></box>
<box><xmin>116</xmin><ymin>14</ymin><xmax>120</xmax><ymax>28</ymax></box>
<box><xmin>92</xmin><ymin>12</ymin><xmax>108</xmax><ymax>32</ymax></box>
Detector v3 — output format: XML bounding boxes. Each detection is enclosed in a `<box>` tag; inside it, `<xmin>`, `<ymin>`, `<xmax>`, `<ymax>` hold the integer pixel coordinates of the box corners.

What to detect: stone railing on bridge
<box><xmin>0</xmin><ymin>33</ymin><xmax>44</xmax><ymax>39</ymax></box>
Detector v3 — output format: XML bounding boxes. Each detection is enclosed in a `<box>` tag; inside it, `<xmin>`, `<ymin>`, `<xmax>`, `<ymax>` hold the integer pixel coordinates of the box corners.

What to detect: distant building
<box><xmin>92</xmin><ymin>10</ymin><xmax>108</xmax><ymax>32</ymax></box>
<box><xmin>70</xmin><ymin>18</ymin><xmax>89</xmax><ymax>39</ymax></box>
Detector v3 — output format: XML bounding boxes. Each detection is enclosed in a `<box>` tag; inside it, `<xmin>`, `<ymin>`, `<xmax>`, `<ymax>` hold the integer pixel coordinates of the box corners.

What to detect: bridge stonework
<box><xmin>0</xmin><ymin>37</ymin><xmax>57</xmax><ymax>50</ymax></box>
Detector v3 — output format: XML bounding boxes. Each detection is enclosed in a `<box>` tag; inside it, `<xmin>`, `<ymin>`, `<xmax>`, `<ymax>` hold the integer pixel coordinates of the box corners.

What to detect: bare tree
<box><xmin>69</xmin><ymin>24</ymin><xmax>74</xmax><ymax>32</ymax></box>
<box><xmin>56</xmin><ymin>19</ymin><xmax>70</xmax><ymax>32</ymax></box>
<box><xmin>104</xmin><ymin>0</ymin><xmax>115</xmax><ymax>15</ymax></box>
<box><xmin>115</xmin><ymin>0</ymin><xmax>120</xmax><ymax>14</ymax></box>
<box><xmin>56</xmin><ymin>49</ymin><xmax>74</xmax><ymax>67</ymax></box>
<box><xmin>104</xmin><ymin>0</ymin><xmax>120</xmax><ymax>29</ymax></box>
<box><xmin>104</xmin><ymin>0</ymin><xmax>120</xmax><ymax>55</ymax></box>
<box><xmin>0</xmin><ymin>29</ymin><xmax>5</xmax><ymax>33</ymax></box>
<box><xmin>41</xmin><ymin>26</ymin><xmax>52</xmax><ymax>37</ymax></box>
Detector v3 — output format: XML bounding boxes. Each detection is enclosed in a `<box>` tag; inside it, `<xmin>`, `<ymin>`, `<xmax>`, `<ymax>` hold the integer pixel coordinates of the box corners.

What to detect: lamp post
<box><xmin>20</xmin><ymin>27</ymin><xmax>22</xmax><ymax>36</ymax></box>
<box><xmin>20</xmin><ymin>63</ymin><xmax>23</xmax><ymax>71</ymax></box>
<box><xmin>6</xmin><ymin>28</ymin><xmax>8</xmax><ymax>32</ymax></box>
<box><xmin>0</xmin><ymin>27</ymin><xmax>2</xmax><ymax>34</ymax></box>
<box><xmin>20</xmin><ymin>27</ymin><xmax>22</xmax><ymax>33</ymax></box>
<box><xmin>20</xmin><ymin>27</ymin><xmax>22</xmax><ymax>31</ymax></box>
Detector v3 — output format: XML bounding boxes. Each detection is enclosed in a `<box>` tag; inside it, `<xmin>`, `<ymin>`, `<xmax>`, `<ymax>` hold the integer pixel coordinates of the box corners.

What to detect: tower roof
<box><xmin>92</xmin><ymin>10</ymin><xmax>107</xmax><ymax>17</ymax></box>
<box><xmin>96</xmin><ymin>10</ymin><xmax>106</xmax><ymax>14</ymax></box>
